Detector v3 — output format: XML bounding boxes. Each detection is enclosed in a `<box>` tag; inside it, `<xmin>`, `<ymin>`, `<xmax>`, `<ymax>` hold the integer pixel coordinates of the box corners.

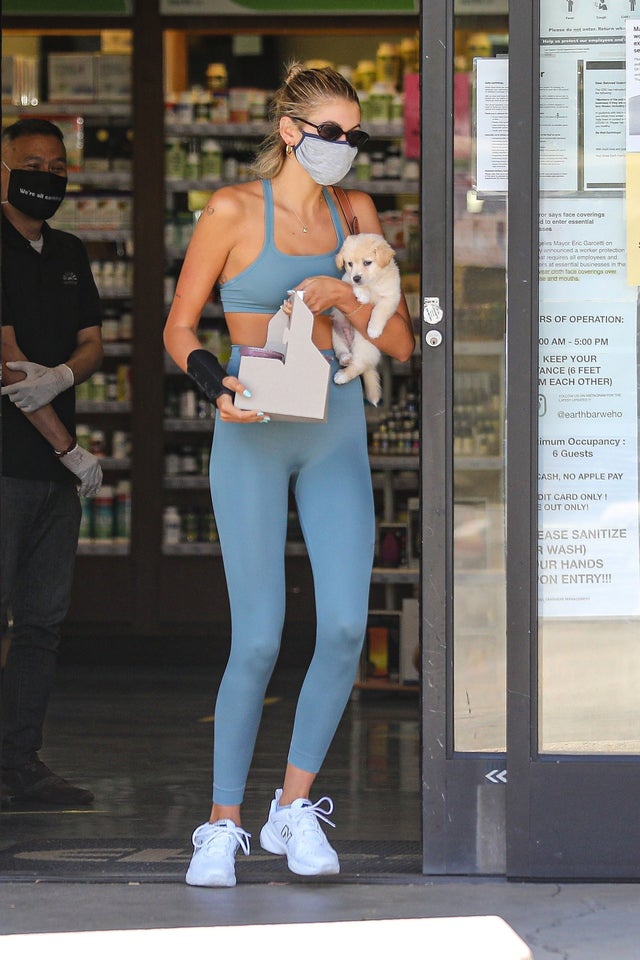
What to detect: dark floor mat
<box><xmin>0</xmin><ymin>838</ymin><xmax>423</xmax><ymax>884</ymax></box>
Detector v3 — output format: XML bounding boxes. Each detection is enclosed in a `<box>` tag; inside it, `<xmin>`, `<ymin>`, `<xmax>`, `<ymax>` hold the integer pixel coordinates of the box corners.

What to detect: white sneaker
<box><xmin>259</xmin><ymin>788</ymin><xmax>340</xmax><ymax>876</ymax></box>
<box><xmin>185</xmin><ymin>818</ymin><xmax>251</xmax><ymax>887</ymax></box>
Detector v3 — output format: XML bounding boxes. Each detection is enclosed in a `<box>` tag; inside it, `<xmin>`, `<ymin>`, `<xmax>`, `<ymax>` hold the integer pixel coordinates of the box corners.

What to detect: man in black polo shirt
<box><xmin>1</xmin><ymin>119</ymin><xmax>104</xmax><ymax>805</ymax></box>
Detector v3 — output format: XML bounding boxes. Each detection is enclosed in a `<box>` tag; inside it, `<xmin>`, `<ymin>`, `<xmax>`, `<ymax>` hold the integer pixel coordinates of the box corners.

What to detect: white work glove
<box><xmin>1</xmin><ymin>361</ymin><xmax>74</xmax><ymax>413</ymax></box>
<box><xmin>59</xmin><ymin>444</ymin><xmax>103</xmax><ymax>497</ymax></box>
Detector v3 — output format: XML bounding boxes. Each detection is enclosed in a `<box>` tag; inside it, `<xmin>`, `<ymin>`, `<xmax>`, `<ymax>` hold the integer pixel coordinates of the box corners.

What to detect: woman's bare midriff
<box><xmin>225</xmin><ymin>311</ymin><xmax>334</xmax><ymax>351</ymax></box>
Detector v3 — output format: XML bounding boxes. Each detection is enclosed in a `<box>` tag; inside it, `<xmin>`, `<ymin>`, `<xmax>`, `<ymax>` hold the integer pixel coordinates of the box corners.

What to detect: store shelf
<box><xmin>164</xmin><ymin>417</ymin><xmax>214</xmax><ymax>432</ymax></box>
<box><xmin>369</xmin><ymin>455</ymin><xmax>419</xmax><ymax>471</ymax></box>
<box><xmin>353</xmin><ymin>678</ymin><xmax>419</xmax><ymax>693</ymax></box>
<box><xmin>94</xmin><ymin>456</ymin><xmax>131</xmax><ymax>471</ymax></box>
<box><xmin>74</xmin><ymin>229</ymin><xmax>131</xmax><ymax>243</ymax></box>
<box><xmin>77</xmin><ymin>541</ymin><xmax>130</xmax><ymax>555</ymax></box>
<box><xmin>371</xmin><ymin>566</ymin><xmax>419</xmax><ymax>584</ymax></box>
<box><xmin>16</xmin><ymin>102</ymin><xmax>130</xmax><ymax>117</ymax></box>
<box><xmin>103</xmin><ymin>342</ymin><xmax>133</xmax><ymax>358</ymax></box>
<box><xmin>77</xmin><ymin>401</ymin><xmax>131</xmax><ymax>415</ymax></box>
<box><xmin>162</xmin><ymin>542</ymin><xmax>221</xmax><ymax>556</ymax></box>
<box><xmin>72</xmin><ymin>172</ymin><xmax>132</xmax><ymax>189</ymax></box>
<box><xmin>164</xmin><ymin>120</ymin><xmax>404</xmax><ymax>139</ymax></box>
<box><xmin>164</xmin><ymin>475</ymin><xmax>209</xmax><ymax>490</ymax></box>
<box><xmin>454</xmin><ymin>456</ymin><xmax>503</xmax><ymax>471</ymax></box>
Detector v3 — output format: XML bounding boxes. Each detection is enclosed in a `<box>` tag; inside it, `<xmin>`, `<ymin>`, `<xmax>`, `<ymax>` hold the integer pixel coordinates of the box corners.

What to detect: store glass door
<box><xmin>507</xmin><ymin>2</ymin><xmax>640</xmax><ymax>878</ymax></box>
<box><xmin>423</xmin><ymin>0</ymin><xmax>640</xmax><ymax>879</ymax></box>
<box><xmin>420</xmin><ymin>1</ymin><xmax>509</xmax><ymax>874</ymax></box>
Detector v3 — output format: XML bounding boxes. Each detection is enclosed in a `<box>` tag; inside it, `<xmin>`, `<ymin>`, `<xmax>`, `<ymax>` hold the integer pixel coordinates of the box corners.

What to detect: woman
<box><xmin>163</xmin><ymin>62</ymin><xmax>415</xmax><ymax>887</ymax></box>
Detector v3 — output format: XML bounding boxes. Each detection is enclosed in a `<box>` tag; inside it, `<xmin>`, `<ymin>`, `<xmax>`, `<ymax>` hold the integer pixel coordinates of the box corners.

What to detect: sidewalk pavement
<box><xmin>1</xmin><ymin>877</ymin><xmax>639</xmax><ymax>959</ymax></box>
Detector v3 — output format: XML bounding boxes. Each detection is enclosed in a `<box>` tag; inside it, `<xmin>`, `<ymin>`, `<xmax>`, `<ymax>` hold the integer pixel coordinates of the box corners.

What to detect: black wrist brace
<box><xmin>186</xmin><ymin>349</ymin><xmax>233</xmax><ymax>404</ymax></box>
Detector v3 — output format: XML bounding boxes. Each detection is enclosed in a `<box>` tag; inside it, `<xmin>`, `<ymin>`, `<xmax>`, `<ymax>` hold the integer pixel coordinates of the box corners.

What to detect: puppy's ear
<box><xmin>375</xmin><ymin>240</ymin><xmax>395</xmax><ymax>268</ymax></box>
<box><xmin>335</xmin><ymin>251</ymin><xmax>345</xmax><ymax>270</ymax></box>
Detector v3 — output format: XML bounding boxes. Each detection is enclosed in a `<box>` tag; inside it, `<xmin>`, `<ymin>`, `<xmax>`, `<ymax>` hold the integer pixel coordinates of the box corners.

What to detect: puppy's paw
<box><xmin>337</xmin><ymin>352</ymin><xmax>352</xmax><ymax>368</ymax></box>
<box><xmin>367</xmin><ymin>320</ymin><xmax>385</xmax><ymax>339</ymax></box>
<box><xmin>334</xmin><ymin>368</ymin><xmax>354</xmax><ymax>385</ymax></box>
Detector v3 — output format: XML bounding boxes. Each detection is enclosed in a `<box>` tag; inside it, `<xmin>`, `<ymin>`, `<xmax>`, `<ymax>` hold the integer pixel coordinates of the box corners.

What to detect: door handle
<box><xmin>423</xmin><ymin>296</ymin><xmax>443</xmax><ymax>346</ymax></box>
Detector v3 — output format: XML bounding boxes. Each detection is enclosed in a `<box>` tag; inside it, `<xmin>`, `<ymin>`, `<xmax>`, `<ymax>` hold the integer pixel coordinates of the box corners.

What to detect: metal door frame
<box><xmin>505</xmin><ymin>0</ymin><xmax>540</xmax><ymax>879</ymax></box>
<box><xmin>419</xmin><ymin>0</ymin><xmax>454</xmax><ymax>875</ymax></box>
<box><xmin>420</xmin><ymin>0</ymin><xmax>509</xmax><ymax>875</ymax></box>
<box><xmin>505</xmin><ymin>1</ymin><xmax>640</xmax><ymax>881</ymax></box>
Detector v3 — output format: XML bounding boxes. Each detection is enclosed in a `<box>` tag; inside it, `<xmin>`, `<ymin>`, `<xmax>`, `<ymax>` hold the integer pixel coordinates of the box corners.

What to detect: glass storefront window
<box><xmin>537</xmin><ymin>2</ymin><xmax>640</xmax><ymax>753</ymax></box>
<box><xmin>453</xmin><ymin>26</ymin><xmax>508</xmax><ymax>753</ymax></box>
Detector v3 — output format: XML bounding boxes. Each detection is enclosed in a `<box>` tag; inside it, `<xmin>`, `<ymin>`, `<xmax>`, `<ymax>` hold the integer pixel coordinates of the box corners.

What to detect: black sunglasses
<box><xmin>291</xmin><ymin>117</ymin><xmax>369</xmax><ymax>149</ymax></box>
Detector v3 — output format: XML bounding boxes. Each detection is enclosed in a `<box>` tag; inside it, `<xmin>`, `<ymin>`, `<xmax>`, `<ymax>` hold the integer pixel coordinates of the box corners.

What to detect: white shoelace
<box><xmin>194</xmin><ymin>820</ymin><xmax>251</xmax><ymax>856</ymax></box>
<box><xmin>291</xmin><ymin>796</ymin><xmax>336</xmax><ymax>832</ymax></box>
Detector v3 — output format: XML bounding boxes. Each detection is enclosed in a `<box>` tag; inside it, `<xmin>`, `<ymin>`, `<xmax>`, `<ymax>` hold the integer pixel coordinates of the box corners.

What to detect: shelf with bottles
<box><xmin>76</xmin><ymin>359</ymin><xmax>132</xmax><ymax>414</ymax></box>
<box><xmin>164</xmin><ymin>120</ymin><xmax>405</xmax><ymax>141</ymax></box>
<box><xmin>90</xmin><ymin>253</ymin><xmax>134</xmax><ymax>301</ymax></box>
<box><xmin>164</xmin><ymin>378</ymin><xmax>216</xmax><ymax>432</ymax></box>
<box><xmin>372</xmin><ymin>482</ymin><xmax>419</xmax><ymax>575</ymax></box>
<box><xmin>51</xmin><ymin>197</ymin><xmax>132</xmax><ymax>241</ymax></box>
<box><xmin>11</xmin><ymin>103</ymin><xmax>130</xmax><ymax>119</ymax></box>
<box><xmin>76</xmin><ymin>423</ymin><xmax>132</xmax><ymax>470</ymax></box>
<box><xmin>367</xmin><ymin>375</ymin><xmax>420</xmax><ymax>457</ymax></box>
<box><xmin>354</xmin><ymin>593</ymin><xmax>420</xmax><ymax>693</ymax></box>
<box><xmin>75</xmin><ymin>339</ymin><xmax>134</xmax><ymax>553</ymax></box>
<box><xmin>453</xmin><ymin>358</ymin><xmax>503</xmax><ymax>470</ymax></box>
<box><xmin>4</xmin><ymin>102</ymin><xmax>133</xmax><ymax>197</ymax></box>
<box><xmin>164</xmin><ymin>131</ymin><xmax>417</xmax><ymax>197</ymax></box>
<box><xmin>162</xmin><ymin>498</ymin><xmax>219</xmax><ymax>555</ymax></box>
<box><xmin>161</xmin><ymin>497</ymin><xmax>310</xmax><ymax>558</ymax></box>
<box><xmin>164</xmin><ymin>438</ymin><xmax>211</xmax><ymax>489</ymax></box>
<box><xmin>77</xmin><ymin>478</ymin><xmax>132</xmax><ymax>556</ymax></box>
<box><xmin>35</xmin><ymin>103</ymin><xmax>134</xmax><ymax>238</ymax></box>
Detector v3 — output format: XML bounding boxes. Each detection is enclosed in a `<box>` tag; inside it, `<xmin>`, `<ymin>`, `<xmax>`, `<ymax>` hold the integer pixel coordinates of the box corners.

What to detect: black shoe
<box><xmin>2</xmin><ymin>757</ymin><xmax>94</xmax><ymax>805</ymax></box>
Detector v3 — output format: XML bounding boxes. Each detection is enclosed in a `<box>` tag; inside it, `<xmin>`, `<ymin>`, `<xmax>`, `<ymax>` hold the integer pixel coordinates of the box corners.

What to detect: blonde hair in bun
<box><xmin>251</xmin><ymin>60</ymin><xmax>360</xmax><ymax>179</ymax></box>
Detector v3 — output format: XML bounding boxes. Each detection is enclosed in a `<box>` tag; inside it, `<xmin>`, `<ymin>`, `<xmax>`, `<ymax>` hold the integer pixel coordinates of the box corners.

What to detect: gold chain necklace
<box><xmin>288</xmin><ymin>205</ymin><xmax>309</xmax><ymax>234</ymax></box>
<box><xmin>285</xmin><ymin>193</ymin><xmax>325</xmax><ymax>234</ymax></box>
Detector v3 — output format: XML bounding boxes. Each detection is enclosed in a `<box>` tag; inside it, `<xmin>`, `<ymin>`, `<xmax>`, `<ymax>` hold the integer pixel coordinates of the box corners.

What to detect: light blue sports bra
<box><xmin>219</xmin><ymin>180</ymin><xmax>346</xmax><ymax>314</ymax></box>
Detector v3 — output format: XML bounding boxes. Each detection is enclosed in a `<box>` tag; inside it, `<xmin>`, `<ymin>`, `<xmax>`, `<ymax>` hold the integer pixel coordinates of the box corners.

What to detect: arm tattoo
<box><xmin>206</xmin><ymin>205</ymin><xmax>215</xmax><ymax>216</ymax></box>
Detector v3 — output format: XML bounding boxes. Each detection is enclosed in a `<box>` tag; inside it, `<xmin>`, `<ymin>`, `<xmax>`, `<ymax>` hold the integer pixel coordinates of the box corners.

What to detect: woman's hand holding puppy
<box><xmin>288</xmin><ymin>274</ymin><xmax>414</xmax><ymax>362</ymax></box>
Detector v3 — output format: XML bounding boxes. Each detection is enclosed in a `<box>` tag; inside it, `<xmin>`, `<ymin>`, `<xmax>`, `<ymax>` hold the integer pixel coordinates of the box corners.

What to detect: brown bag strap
<box><xmin>332</xmin><ymin>186</ymin><xmax>360</xmax><ymax>235</ymax></box>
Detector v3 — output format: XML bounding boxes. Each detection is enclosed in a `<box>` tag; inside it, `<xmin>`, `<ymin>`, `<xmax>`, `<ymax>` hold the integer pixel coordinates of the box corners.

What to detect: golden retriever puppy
<box><xmin>331</xmin><ymin>233</ymin><xmax>401</xmax><ymax>406</ymax></box>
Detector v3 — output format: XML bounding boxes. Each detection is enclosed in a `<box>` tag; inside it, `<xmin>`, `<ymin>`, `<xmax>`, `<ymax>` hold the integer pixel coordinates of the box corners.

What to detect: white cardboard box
<box><xmin>234</xmin><ymin>293</ymin><xmax>330</xmax><ymax>422</ymax></box>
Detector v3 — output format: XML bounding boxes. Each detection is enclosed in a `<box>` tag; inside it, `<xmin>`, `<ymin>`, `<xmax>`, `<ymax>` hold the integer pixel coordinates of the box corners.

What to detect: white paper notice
<box><xmin>475</xmin><ymin>58</ymin><xmax>508</xmax><ymax>193</ymax></box>
<box><xmin>538</xmin><ymin>197</ymin><xmax>640</xmax><ymax>617</ymax></box>
<box><xmin>541</xmin><ymin>2</ymin><xmax>635</xmax><ymax>39</ymax></box>
<box><xmin>540</xmin><ymin>45</ymin><xmax>626</xmax><ymax>192</ymax></box>
<box><xmin>626</xmin><ymin>18</ymin><xmax>640</xmax><ymax>151</ymax></box>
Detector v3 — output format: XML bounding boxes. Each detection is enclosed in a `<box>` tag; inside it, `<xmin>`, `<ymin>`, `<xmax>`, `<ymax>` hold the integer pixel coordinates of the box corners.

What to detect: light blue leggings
<box><xmin>210</xmin><ymin>348</ymin><xmax>375</xmax><ymax>805</ymax></box>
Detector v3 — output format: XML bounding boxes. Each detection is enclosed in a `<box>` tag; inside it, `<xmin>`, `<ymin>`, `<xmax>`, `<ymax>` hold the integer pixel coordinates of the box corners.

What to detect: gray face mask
<box><xmin>293</xmin><ymin>133</ymin><xmax>358</xmax><ymax>186</ymax></box>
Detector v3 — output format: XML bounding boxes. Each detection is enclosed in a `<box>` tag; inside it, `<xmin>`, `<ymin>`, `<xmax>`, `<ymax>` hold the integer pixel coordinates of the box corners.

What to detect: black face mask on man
<box><xmin>2</xmin><ymin>161</ymin><xmax>67</xmax><ymax>220</ymax></box>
